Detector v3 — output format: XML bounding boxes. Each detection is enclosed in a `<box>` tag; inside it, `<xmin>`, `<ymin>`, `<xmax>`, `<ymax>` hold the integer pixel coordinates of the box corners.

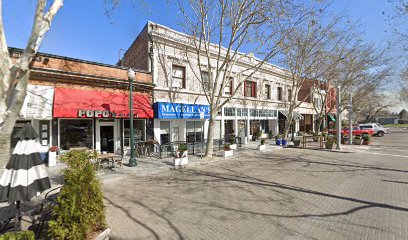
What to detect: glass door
<box><xmin>100</xmin><ymin>125</ymin><xmax>114</xmax><ymax>153</ymax></box>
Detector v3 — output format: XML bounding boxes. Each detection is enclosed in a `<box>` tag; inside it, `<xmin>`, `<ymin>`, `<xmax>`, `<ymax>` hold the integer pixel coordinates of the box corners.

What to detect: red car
<box><xmin>328</xmin><ymin>126</ymin><xmax>374</xmax><ymax>136</ymax></box>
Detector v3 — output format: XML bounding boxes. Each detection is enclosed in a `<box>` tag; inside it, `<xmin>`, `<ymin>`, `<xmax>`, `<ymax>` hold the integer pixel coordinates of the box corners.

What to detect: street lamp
<box><xmin>336</xmin><ymin>84</ymin><xmax>342</xmax><ymax>150</ymax></box>
<box><xmin>128</xmin><ymin>68</ymin><xmax>137</xmax><ymax>167</ymax></box>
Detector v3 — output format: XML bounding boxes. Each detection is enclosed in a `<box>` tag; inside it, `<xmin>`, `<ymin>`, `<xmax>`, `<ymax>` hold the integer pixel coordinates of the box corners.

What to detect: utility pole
<box><xmin>336</xmin><ymin>84</ymin><xmax>342</xmax><ymax>150</ymax></box>
<box><xmin>348</xmin><ymin>93</ymin><xmax>353</xmax><ymax>145</ymax></box>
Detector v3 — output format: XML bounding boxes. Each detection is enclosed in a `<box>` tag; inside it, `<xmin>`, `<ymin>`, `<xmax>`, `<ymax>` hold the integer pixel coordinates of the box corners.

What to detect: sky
<box><xmin>3</xmin><ymin>0</ymin><xmax>405</xmax><ymax>111</ymax></box>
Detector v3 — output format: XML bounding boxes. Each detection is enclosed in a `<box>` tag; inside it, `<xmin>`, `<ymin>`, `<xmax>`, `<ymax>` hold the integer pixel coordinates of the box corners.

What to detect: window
<box><xmin>277</xmin><ymin>87</ymin><xmax>283</xmax><ymax>101</ymax></box>
<box><xmin>160</xmin><ymin>121</ymin><xmax>170</xmax><ymax>144</ymax></box>
<box><xmin>225</xmin><ymin>77</ymin><xmax>234</xmax><ymax>95</ymax></box>
<box><xmin>288</xmin><ymin>89</ymin><xmax>292</xmax><ymax>101</ymax></box>
<box><xmin>201</xmin><ymin>71</ymin><xmax>210</xmax><ymax>90</ymax></box>
<box><xmin>314</xmin><ymin>98</ymin><xmax>321</xmax><ymax>109</ymax></box>
<box><xmin>265</xmin><ymin>84</ymin><xmax>271</xmax><ymax>99</ymax></box>
<box><xmin>123</xmin><ymin>120</ymin><xmax>145</xmax><ymax>147</ymax></box>
<box><xmin>60</xmin><ymin>119</ymin><xmax>93</xmax><ymax>150</ymax></box>
<box><xmin>186</xmin><ymin>121</ymin><xmax>204</xmax><ymax>143</ymax></box>
<box><xmin>224</xmin><ymin>107</ymin><xmax>235</xmax><ymax>116</ymax></box>
<box><xmin>244</xmin><ymin>81</ymin><xmax>257</xmax><ymax>98</ymax></box>
<box><xmin>172</xmin><ymin>65</ymin><xmax>186</xmax><ymax>89</ymax></box>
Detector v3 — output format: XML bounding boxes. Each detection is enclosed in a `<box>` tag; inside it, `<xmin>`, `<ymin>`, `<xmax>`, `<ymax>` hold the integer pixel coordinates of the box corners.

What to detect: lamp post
<box><xmin>336</xmin><ymin>84</ymin><xmax>342</xmax><ymax>150</ymax></box>
<box><xmin>348</xmin><ymin>93</ymin><xmax>353</xmax><ymax>145</ymax></box>
<box><xmin>128</xmin><ymin>68</ymin><xmax>137</xmax><ymax>167</ymax></box>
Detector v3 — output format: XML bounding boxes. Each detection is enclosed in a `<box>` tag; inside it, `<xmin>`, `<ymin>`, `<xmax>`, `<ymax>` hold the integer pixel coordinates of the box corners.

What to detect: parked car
<box><xmin>329</xmin><ymin>126</ymin><xmax>375</xmax><ymax>136</ymax></box>
<box><xmin>359</xmin><ymin>123</ymin><xmax>390</xmax><ymax>137</ymax></box>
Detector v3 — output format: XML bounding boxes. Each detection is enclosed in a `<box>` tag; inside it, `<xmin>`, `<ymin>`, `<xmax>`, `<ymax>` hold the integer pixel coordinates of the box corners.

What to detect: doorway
<box><xmin>100</xmin><ymin>125</ymin><xmax>114</xmax><ymax>153</ymax></box>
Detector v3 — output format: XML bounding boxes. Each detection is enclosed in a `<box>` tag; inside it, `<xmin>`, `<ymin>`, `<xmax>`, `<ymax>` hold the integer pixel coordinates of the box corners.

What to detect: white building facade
<box><xmin>122</xmin><ymin>22</ymin><xmax>316</xmax><ymax>145</ymax></box>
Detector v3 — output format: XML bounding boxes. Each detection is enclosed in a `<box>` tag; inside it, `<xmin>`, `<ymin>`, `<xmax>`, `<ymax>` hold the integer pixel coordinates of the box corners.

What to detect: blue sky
<box><xmin>3</xmin><ymin>0</ymin><xmax>404</xmax><ymax>111</ymax></box>
<box><xmin>3</xmin><ymin>0</ymin><xmax>393</xmax><ymax>64</ymax></box>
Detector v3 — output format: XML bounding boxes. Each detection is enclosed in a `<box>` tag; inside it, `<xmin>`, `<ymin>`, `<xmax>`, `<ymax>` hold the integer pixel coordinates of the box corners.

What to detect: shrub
<box><xmin>178</xmin><ymin>143</ymin><xmax>187</xmax><ymax>153</ymax></box>
<box><xmin>48</xmin><ymin>150</ymin><xmax>106</xmax><ymax>240</ymax></box>
<box><xmin>256</xmin><ymin>131</ymin><xmax>262</xmax><ymax>137</ymax></box>
<box><xmin>224</xmin><ymin>144</ymin><xmax>231</xmax><ymax>151</ymax></box>
<box><xmin>0</xmin><ymin>231</ymin><xmax>35</xmax><ymax>240</ymax></box>
<box><xmin>362</xmin><ymin>133</ymin><xmax>370</xmax><ymax>141</ymax></box>
<box><xmin>275</xmin><ymin>134</ymin><xmax>281</xmax><ymax>139</ymax></box>
<box><xmin>260</xmin><ymin>139</ymin><xmax>265</xmax><ymax>145</ymax></box>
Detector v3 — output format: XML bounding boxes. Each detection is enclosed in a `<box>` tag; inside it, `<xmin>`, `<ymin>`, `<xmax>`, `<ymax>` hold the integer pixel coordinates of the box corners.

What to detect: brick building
<box><xmin>9</xmin><ymin>47</ymin><xmax>154</xmax><ymax>155</ymax></box>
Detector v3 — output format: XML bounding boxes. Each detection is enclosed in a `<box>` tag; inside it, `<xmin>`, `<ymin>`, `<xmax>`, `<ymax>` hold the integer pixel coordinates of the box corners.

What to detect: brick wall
<box><xmin>122</xmin><ymin>24</ymin><xmax>150</xmax><ymax>71</ymax></box>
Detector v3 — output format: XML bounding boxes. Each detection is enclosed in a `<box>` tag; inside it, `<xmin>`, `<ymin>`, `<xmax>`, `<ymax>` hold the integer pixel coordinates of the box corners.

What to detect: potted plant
<box><xmin>223</xmin><ymin>144</ymin><xmax>233</xmax><ymax>157</ymax></box>
<box><xmin>362</xmin><ymin>133</ymin><xmax>371</xmax><ymax>145</ymax></box>
<box><xmin>229</xmin><ymin>136</ymin><xmax>237</xmax><ymax>150</ymax></box>
<box><xmin>268</xmin><ymin>130</ymin><xmax>273</xmax><ymax>139</ymax></box>
<box><xmin>353</xmin><ymin>135</ymin><xmax>363</xmax><ymax>145</ymax></box>
<box><xmin>325</xmin><ymin>137</ymin><xmax>337</xmax><ymax>150</ymax></box>
<box><xmin>256</xmin><ymin>131</ymin><xmax>262</xmax><ymax>140</ymax></box>
<box><xmin>48</xmin><ymin>146</ymin><xmax>59</xmax><ymax>167</ymax></box>
<box><xmin>49</xmin><ymin>150</ymin><xmax>108</xmax><ymax>240</ymax></box>
<box><xmin>293</xmin><ymin>138</ymin><xmax>301</xmax><ymax>147</ymax></box>
<box><xmin>275</xmin><ymin>134</ymin><xmax>282</xmax><ymax>146</ymax></box>
<box><xmin>258</xmin><ymin>139</ymin><xmax>266</xmax><ymax>150</ymax></box>
<box><xmin>281</xmin><ymin>138</ymin><xmax>288</xmax><ymax>147</ymax></box>
<box><xmin>174</xmin><ymin>143</ymin><xmax>188</xmax><ymax>166</ymax></box>
<box><xmin>312</xmin><ymin>132</ymin><xmax>320</xmax><ymax>142</ymax></box>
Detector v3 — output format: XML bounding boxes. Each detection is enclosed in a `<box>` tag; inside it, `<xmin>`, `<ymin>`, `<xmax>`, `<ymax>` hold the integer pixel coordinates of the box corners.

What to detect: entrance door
<box><xmin>100</xmin><ymin>126</ymin><xmax>114</xmax><ymax>153</ymax></box>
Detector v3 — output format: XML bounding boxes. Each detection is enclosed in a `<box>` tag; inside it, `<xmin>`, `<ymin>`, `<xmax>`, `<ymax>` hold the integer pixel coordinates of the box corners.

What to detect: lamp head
<box><xmin>127</xmin><ymin>68</ymin><xmax>135</xmax><ymax>80</ymax></box>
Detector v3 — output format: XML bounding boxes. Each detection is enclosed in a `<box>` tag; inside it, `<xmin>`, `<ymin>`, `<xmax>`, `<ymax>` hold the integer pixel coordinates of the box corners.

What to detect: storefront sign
<box><xmin>154</xmin><ymin>102</ymin><xmax>210</xmax><ymax>119</ymax></box>
<box><xmin>77</xmin><ymin>110</ymin><xmax>138</xmax><ymax>118</ymax></box>
<box><xmin>20</xmin><ymin>85</ymin><xmax>54</xmax><ymax>119</ymax></box>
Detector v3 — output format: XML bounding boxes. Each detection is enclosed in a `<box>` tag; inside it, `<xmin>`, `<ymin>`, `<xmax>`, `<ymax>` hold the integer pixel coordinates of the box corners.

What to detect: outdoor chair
<box><xmin>112</xmin><ymin>150</ymin><xmax>123</xmax><ymax>168</ymax></box>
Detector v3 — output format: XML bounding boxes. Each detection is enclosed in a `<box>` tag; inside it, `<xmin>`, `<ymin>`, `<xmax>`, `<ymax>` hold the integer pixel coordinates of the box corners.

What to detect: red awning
<box><xmin>53</xmin><ymin>88</ymin><xmax>153</xmax><ymax>118</ymax></box>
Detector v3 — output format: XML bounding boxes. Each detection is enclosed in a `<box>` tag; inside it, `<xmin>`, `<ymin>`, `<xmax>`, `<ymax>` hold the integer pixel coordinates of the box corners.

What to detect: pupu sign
<box><xmin>154</xmin><ymin>102</ymin><xmax>210</xmax><ymax>119</ymax></box>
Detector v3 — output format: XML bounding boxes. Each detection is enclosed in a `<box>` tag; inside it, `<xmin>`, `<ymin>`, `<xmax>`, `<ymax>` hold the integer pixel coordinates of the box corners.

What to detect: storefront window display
<box><xmin>160</xmin><ymin>121</ymin><xmax>171</xmax><ymax>144</ymax></box>
<box><xmin>123</xmin><ymin>120</ymin><xmax>145</xmax><ymax>147</ymax></box>
<box><xmin>186</xmin><ymin>121</ymin><xmax>204</xmax><ymax>143</ymax></box>
<box><xmin>60</xmin><ymin>119</ymin><xmax>93</xmax><ymax>150</ymax></box>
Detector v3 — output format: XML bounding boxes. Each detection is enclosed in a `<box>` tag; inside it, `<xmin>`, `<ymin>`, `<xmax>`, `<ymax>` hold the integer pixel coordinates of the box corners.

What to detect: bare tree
<box><xmin>277</xmin><ymin>12</ymin><xmax>342</xmax><ymax>139</ymax></box>
<box><xmin>0</xmin><ymin>0</ymin><xmax>64</xmax><ymax>170</ymax></box>
<box><xmin>176</xmin><ymin>0</ymin><xmax>304</xmax><ymax>157</ymax></box>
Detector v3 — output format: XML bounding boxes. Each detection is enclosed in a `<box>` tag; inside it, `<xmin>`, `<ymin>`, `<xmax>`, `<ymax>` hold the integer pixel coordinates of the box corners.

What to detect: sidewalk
<box><xmin>46</xmin><ymin>139</ymin><xmax>372</xmax><ymax>183</ymax></box>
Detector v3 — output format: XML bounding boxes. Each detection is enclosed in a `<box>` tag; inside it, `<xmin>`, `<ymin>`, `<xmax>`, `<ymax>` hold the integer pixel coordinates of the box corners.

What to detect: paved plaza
<box><xmin>102</xmin><ymin>127</ymin><xmax>408</xmax><ymax>240</ymax></box>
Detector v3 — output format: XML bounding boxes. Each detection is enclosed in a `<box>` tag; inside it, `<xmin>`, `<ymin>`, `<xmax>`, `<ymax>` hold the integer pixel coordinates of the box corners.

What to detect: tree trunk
<box><xmin>316</xmin><ymin>115</ymin><xmax>323</xmax><ymax>133</ymax></box>
<box><xmin>205</xmin><ymin>111</ymin><xmax>216</xmax><ymax>158</ymax></box>
<box><xmin>0</xmin><ymin>132</ymin><xmax>11</xmax><ymax>174</ymax></box>
<box><xmin>282</xmin><ymin>114</ymin><xmax>293</xmax><ymax>140</ymax></box>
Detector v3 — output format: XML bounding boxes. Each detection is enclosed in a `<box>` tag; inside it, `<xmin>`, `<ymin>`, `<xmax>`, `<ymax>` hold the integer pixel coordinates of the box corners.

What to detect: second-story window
<box><xmin>277</xmin><ymin>87</ymin><xmax>283</xmax><ymax>101</ymax></box>
<box><xmin>172</xmin><ymin>65</ymin><xmax>186</xmax><ymax>89</ymax></box>
<box><xmin>288</xmin><ymin>89</ymin><xmax>292</xmax><ymax>101</ymax></box>
<box><xmin>265</xmin><ymin>84</ymin><xmax>271</xmax><ymax>99</ymax></box>
<box><xmin>244</xmin><ymin>81</ymin><xmax>257</xmax><ymax>98</ymax></box>
<box><xmin>224</xmin><ymin>77</ymin><xmax>234</xmax><ymax>95</ymax></box>
<box><xmin>201</xmin><ymin>71</ymin><xmax>210</xmax><ymax>90</ymax></box>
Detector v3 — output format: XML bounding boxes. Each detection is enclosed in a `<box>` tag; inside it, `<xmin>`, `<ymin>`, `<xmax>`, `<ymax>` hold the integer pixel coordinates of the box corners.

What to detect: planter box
<box><xmin>261</xmin><ymin>133</ymin><xmax>268</xmax><ymax>139</ymax></box>
<box><xmin>258</xmin><ymin>144</ymin><xmax>266</xmax><ymax>151</ymax></box>
<box><xmin>293</xmin><ymin>140</ymin><xmax>301</xmax><ymax>147</ymax></box>
<box><xmin>275</xmin><ymin>139</ymin><xmax>282</xmax><ymax>146</ymax></box>
<box><xmin>281</xmin><ymin>140</ymin><xmax>288</xmax><ymax>147</ymax></box>
<box><xmin>353</xmin><ymin>139</ymin><xmax>362</xmax><ymax>145</ymax></box>
<box><xmin>325</xmin><ymin>143</ymin><xmax>334</xmax><ymax>150</ymax></box>
<box><xmin>230</xmin><ymin>144</ymin><xmax>237</xmax><ymax>150</ymax></box>
<box><xmin>94</xmin><ymin>228</ymin><xmax>111</xmax><ymax>240</ymax></box>
<box><xmin>223</xmin><ymin>150</ymin><xmax>234</xmax><ymax>158</ymax></box>
<box><xmin>48</xmin><ymin>152</ymin><xmax>57</xmax><ymax>167</ymax></box>
<box><xmin>174</xmin><ymin>157</ymin><xmax>188</xmax><ymax>166</ymax></box>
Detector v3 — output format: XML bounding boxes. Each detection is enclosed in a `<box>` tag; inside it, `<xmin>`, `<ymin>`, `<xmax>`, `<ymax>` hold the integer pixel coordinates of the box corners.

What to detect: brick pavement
<box><xmin>103</xmin><ymin>128</ymin><xmax>408</xmax><ymax>240</ymax></box>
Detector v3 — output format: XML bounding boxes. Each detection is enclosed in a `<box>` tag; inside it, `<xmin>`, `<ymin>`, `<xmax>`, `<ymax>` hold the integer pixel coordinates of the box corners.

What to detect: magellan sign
<box><xmin>153</xmin><ymin>102</ymin><xmax>210</xmax><ymax>119</ymax></box>
<box><xmin>78</xmin><ymin>110</ymin><xmax>138</xmax><ymax>118</ymax></box>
